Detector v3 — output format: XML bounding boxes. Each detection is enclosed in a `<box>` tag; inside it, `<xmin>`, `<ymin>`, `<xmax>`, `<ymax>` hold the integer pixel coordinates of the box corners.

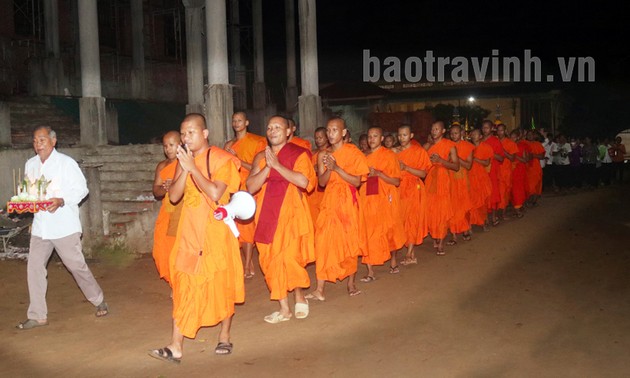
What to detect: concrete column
<box><xmin>285</xmin><ymin>0</ymin><xmax>298</xmax><ymax>114</ymax></box>
<box><xmin>252</xmin><ymin>0</ymin><xmax>266</xmax><ymax>110</ymax></box>
<box><xmin>78</xmin><ymin>0</ymin><xmax>106</xmax><ymax>146</ymax></box>
<box><xmin>43</xmin><ymin>0</ymin><xmax>60</xmax><ymax>58</ymax></box>
<box><xmin>297</xmin><ymin>0</ymin><xmax>321</xmax><ymax>139</ymax></box>
<box><xmin>183</xmin><ymin>0</ymin><xmax>205</xmax><ymax>114</ymax></box>
<box><xmin>80</xmin><ymin>162</ymin><xmax>104</xmax><ymax>255</ymax></box>
<box><xmin>0</xmin><ymin>102</ymin><xmax>10</xmax><ymax>146</ymax></box>
<box><xmin>40</xmin><ymin>0</ymin><xmax>65</xmax><ymax>96</ymax></box>
<box><xmin>130</xmin><ymin>0</ymin><xmax>146</xmax><ymax>99</ymax></box>
<box><xmin>229</xmin><ymin>0</ymin><xmax>247</xmax><ymax>110</ymax></box>
<box><xmin>205</xmin><ymin>0</ymin><xmax>233</xmax><ymax>146</ymax></box>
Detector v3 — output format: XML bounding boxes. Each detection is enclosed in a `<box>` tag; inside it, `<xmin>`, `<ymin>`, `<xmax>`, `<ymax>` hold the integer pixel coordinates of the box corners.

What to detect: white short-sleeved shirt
<box><xmin>25</xmin><ymin>149</ymin><xmax>89</xmax><ymax>240</ymax></box>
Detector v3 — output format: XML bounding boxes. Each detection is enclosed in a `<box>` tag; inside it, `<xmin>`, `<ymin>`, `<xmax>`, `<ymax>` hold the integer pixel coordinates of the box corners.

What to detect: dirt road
<box><xmin>1</xmin><ymin>185</ymin><xmax>628</xmax><ymax>377</ymax></box>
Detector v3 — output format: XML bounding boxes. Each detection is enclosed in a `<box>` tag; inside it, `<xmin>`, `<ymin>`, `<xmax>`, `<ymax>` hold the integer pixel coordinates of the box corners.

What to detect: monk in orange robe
<box><xmin>307</xmin><ymin>127</ymin><xmax>329</xmax><ymax>222</ymax></box>
<box><xmin>306</xmin><ymin>117</ymin><xmax>369</xmax><ymax>301</ymax></box>
<box><xmin>359</xmin><ymin>127</ymin><xmax>405</xmax><ymax>281</ymax></box>
<box><xmin>510</xmin><ymin>129</ymin><xmax>530</xmax><ymax>217</ymax></box>
<box><xmin>152</xmin><ymin>131</ymin><xmax>182</xmax><ymax>284</ymax></box>
<box><xmin>287</xmin><ymin>118</ymin><xmax>313</xmax><ymax>151</ymax></box>
<box><xmin>481</xmin><ymin>120</ymin><xmax>504</xmax><ymax>226</ymax></box>
<box><xmin>395</xmin><ymin>125</ymin><xmax>430</xmax><ymax>265</ymax></box>
<box><xmin>247</xmin><ymin>116</ymin><xmax>316</xmax><ymax>323</ymax></box>
<box><xmin>224</xmin><ymin>111</ymin><xmax>267</xmax><ymax>279</ymax></box>
<box><xmin>425</xmin><ymin>121</ymin><xmax>460</xmax><ymax>255</ymax></box>
<box><xmin>469</xmin><ymin>129</ymin><xmax>493</xmax><ymax>230</ymax></box>
<box><xmin>525</xmin><ymin>130</ymin><xmax>545</xmax><ymax>206</ymax></box>
<box><xmin>149</xmin><ymin>114</ymin><xmax>243</xmax><ymax>364</ymax></box>
<box><xmin>448</xmin><ymin>125</ymin><xmax>474</xmax><ymax>244</ymax></box>
<box><xmin>497</xmin><ymin>123</ymin><xmax>518</xmax><ymax>219</ymax></box>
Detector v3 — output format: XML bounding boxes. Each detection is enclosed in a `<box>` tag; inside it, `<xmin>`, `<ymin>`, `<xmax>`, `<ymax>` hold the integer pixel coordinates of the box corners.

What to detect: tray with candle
<box><xmin>8</xmin><ymin>174</ymin><xmax>53</xmax><ymax>213</ymax></box>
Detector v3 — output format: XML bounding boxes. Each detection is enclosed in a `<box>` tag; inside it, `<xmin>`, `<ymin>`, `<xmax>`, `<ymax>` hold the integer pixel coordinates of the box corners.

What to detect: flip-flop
<box><xmin>95</xmin><ymin>302</ymin><xmax>109</xmax><ymax>317</ymax></box>
<box><xmin>304</xmin><ymin>292</ymin><xmax>325</xmax><ymax>301</ymax></box>
<box><xmin>348</xmin><ymin>289</ymin><xmax>362</xmax><ymax>297</ymax></box>
<box><xmin>16</xmin><ymin>319</ymin><xmax>48</xmax><ymax>330</ymax></box>
<box><xmin>360</xmin><ymin>275</ymin><xmax>376</xmax><ymax>282</ymax></box>
<box><xmin>148</xmin><ymin>347</ymin><xmax>181</xmax><ymax>364</ymax></box>
<box><xmin>446</xmin><ymin>240</ymin><xmax>457</xmax><ymax>246</ymax></box>
<box><xmin>295</xmin><ymin>301</ymin><xmax>309</xmax><ymax>319</ymax></box>
<box><xmin>264</xmin><ymin>311</ymin><xmax>291</xmax><ymax>324</ymax></box>
<box><xmin>215</xmin><ymin>342</ymin><xmax>233</xmax><ymax>355</ymax></box>
<box><xmin>389</xmin><ymin>266</ymin><xmax>400</xmax><ymax>274</ymax></box>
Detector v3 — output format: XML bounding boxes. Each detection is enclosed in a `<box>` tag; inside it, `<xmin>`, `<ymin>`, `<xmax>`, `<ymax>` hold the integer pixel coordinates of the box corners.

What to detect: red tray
<box><xmin>7</xmin><ymin>201</ymin><xmax>54</xmax><ymax>214</ymax></box>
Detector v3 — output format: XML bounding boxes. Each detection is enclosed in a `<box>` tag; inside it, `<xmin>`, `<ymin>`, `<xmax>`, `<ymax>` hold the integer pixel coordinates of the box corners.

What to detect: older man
<box><xmin>17</xmin><ymin>126</ymin><xmax>107</xmax><ymax>330</ymax></box>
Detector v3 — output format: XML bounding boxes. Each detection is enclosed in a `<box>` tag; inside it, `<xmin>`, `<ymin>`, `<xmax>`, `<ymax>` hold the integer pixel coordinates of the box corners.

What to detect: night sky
<box><xmin>257</xmin><ymin>0</ymin><xmax>629</xmax><ymax>136</ymax></box>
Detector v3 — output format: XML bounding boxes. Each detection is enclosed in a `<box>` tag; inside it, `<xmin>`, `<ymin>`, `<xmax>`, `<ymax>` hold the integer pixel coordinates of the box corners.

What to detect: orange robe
<box><xmin>230</xmin><ymin>132</ymin><xmax>267</xmax><ymax>243</ymax></box>
<box><xmin>469</xmin><ymin>142</ymin><xmax>493</xmax><ymax>226</ymax></box>
<box><xmin>170</xmin><ymin>147</ymin><xmax>243</xmax><ymax>338</ymax></box>
<box><xmin>449</xmin><ymin>141</ymin><xmax>474</xmax><ymax>234</ymax></box>
<box><xmin>396</xmin><ymin>143</ymin><xmax>431</xmax><ymax>245</ymax></box>
<box><xmin>307</xmin><ymin>150</ymin><xmax>325</xmax><ymax>223</ymax></box>
<box><xmin>512</xmin><ymin>140</ymin><xmax>530</xmax><ymax>208</ymax></box>
<box><xmin>360</xmin><ymin>147</ymin><xmax>405</xmax><ymax>266</ymax></box>
<box><xmin>290</xmin><ymin>136</ymin><xmax>312</xmax><ymax>151</ymax></box>
<box><xmin>315</xmin><ymin>143</ymin><xmax>369</xmax><ymax>282</ymax></box>
<box><xmin>152</xmin><ymin>160</ymin><xmax>181</xmax><ymax>283</ymax></box>
<box><xmin>499</xmin><ymin>137</ymin><xmax>518</xmax><ymax>209</ymax></box>
<box><xmin>254</xmin><ymin>146</ymin><xmax>316</xmax><ymax>300</ymax></box>
<box><xmin>485</xmin><ymin>136</ymin><xmax>504</xmax><ymax>210</ymax></box>
<box><xmin>526</xmin><ymin>141</ymin><xmax>545</xmax><ymax>196</ymax></box>
<box><xmin>425</xmin><ymin>138</ymin><xmax>456</xmax><ymax>239</ymax></box>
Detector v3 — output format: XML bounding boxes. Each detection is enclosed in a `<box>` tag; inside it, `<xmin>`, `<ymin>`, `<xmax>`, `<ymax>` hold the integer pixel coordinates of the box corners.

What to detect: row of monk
<box><xmin>147</xmin><ymin>113</ymin><xmax>544</xmax><ymax>364</ymax></box>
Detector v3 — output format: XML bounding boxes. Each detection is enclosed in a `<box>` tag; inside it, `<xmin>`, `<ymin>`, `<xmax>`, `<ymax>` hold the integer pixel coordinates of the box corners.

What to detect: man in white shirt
<box><xmin>552</xmin><ymin>134</ymin><xmax>572</xmax><ymax>192</ymax></box>
<box><xmin>16</xmin><ymin>126</ymin><xmax>107</xmax><ymax>330</ymax></box>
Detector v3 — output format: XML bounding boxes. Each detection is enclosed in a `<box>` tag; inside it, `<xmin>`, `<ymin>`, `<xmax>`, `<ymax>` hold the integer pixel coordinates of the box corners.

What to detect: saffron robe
<box><xmin>484</xmin><ymin>136</ymin><xmax>504</xmax><ymax>210</ymax></box>
<box><xmin>499</xmin><ymin>137</ymin><xmax>519</xmax><ymax>209</ymax></box>
<box><xmin>152</xmin><ymin>160</ymin><xmax>181</xmax><ymax>283</ymax></box>
<box><xmin>254</xmin><ymin>144</ymin><xmax>316</xmax><ymax>300</ymax></box>
<box><xmin>469</xmin><ymin>142</ymin><xmax>493</xmax><ymax>226</ymax></box>
<box><xmin>512</xmin><ymin>140</ymin><xmax>530</xmax><ymax>208</ymax></box>
<box><xmin>526</xmin><ymin>140</ymin><xmax>545</xmax><ymax>196</ymax></box>
<box><xmin>170</xmin><ymin>147</ymin><xmax>243</xmax><ymax>338</ymax></box>
<box><xmin>290</xmin><ymin>136</ymin><xmax>312</xmax><ymax>151</ymax></box>
<box><xmin>396</xmin><ymin>143</ymin><xmax>431</xmax><ymax>245</ymax></box>
<box><xmin>314</xmin><ymin>143</ymin><xmax>369</xmax><ymax>282</ymax></box>
<box><xmin>360</xmin><ymin>147</ymin><xmax>405</xmax><ymax>265</ymax></box>
<box><xmin>448</xmin><ymin>140</ymin><xmax>475</xmax><ymax>234</ymax></box>
<box><xmin>425</xmin><ymin>138</ymin><xmax>456</xmax><ymax>239</ymax></box>
<box><xmin>307</xmin><ymin>150</ymin><xmax>326</xmax><ymax>223</ymax></box>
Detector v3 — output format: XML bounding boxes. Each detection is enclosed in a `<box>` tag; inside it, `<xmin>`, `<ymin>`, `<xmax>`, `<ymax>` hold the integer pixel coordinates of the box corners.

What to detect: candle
<box><xmin>13</xmin><ymin>169</ymin><xmax>16</xmax><ymax>196</ymax></box>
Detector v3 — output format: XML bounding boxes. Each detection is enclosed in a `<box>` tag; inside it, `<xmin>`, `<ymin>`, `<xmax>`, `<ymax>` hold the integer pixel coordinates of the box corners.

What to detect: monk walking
<box><xmin>247</xmin><ymin>116</ymin><xmax>316</xmax><ymax>323</ymax></box>
<box><xmin>447</xmin><ymin>125</ymin><xmax>474</xmax><ymax>244</ymax></box>
<box><xmin>287</xmin><ymin>118</ymin><xmax>313</xmax><ymax>151</ymax></box>
<box><xmin>307</xmin><ymin>127</ymin><xmax>329</xmax><ymax>222</ymax></box>
<box><xmin>152</xmin><ymin>131</ymin><xmax>182</xmax><ymax>284</ymax></box>
<box><xmin>510</xmin><ymin>129</ymin><xmax>530</xmax><ymax>218</ymax></box>
<box><xmin>468</xmin><ymin>129</ymin><xmax>493</xmax><ymax>231</ymax></box>
<box><xmin>425</xmin><ymin>121</ymin><xmax>459</xmax><ymax>255</ymax></box>
<box><xmin>395</xmin><ymin>125</ymin><xmax>430</xmax><ymax>265</ymax></box>
<box><xmin>224</xmin><ymin>111</ymin><xmax>267</xmax><ymax>278</ymax></box>
<box><xmin>524</xmin><ymin>130</ymin><xmax>545</xmax><ymax>206</ymax></box>
<box><xmin>306</xmin><ymin>117</ymin><xmax>369</xmax><ymax>300</ymax></box>
<box><xmin>481</xmin><ymin>120</ymin><xmax>504</xmax><ymax>226</ymax></box>
<box><xmin>149</xmin><ymin>114</ymin><xmax>243</xmax><ymax>363</ymax></box>
<box><xmin>497</xmin><ymin>123</ymin><xmax>518</xmax><ymax>220</ymax></box>
<box><xmin>359</xmin><ymin>127</ymin><xmax>405</xmax><ymax>281</ymax></box>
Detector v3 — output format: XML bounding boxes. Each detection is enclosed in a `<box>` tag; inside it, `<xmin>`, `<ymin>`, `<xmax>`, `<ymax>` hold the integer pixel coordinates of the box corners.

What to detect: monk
<box><xmin>481</xmin><ymin>120</ymin><xmax>504</xmax><ymax>226</ymax></box>
<box><xmin>307</xmin><ymin>127</ymin><xmax>329</xmax><ymax>223</ymax></box>
<box><xmin>425</xmin><ymin>121</ymin><xmax>459</xmax><ymax>255</ymax></box>
<box><xmin>287</xmin><ymin>118</ymin><xmax>313</xmax><ymax>150</ymax></box>
<box><xmin>468</xmin><ymin>129</ymin><xmax>493</xmax><ymax>231</ymax></box>
<box><xmin>358</xmin><ymin>133</ymin><xmax>369</xmax><ymax>154</ymax></box>
<box><xmin>497</xmin><ymin>123</ymin><xmax>518</xmax><ymax>220</ymax></box>
<box><xmin>359</xmin><ymin>127</ymin><xmax>405</xmax><ymax>281</ymax></box>
<box><xmin>447</xmin><ymin>125</ymin><xmax>474</xmax><ymax>244</ymax></box>
<box><xmin>306</xmin><ymin>117</ymin><xmax>369</xmax><ymax>300</ymax></box>
<box><xmin>224</xmin><ymin>111</ymin><xmax>267</xmax><ymax>278</ymax></box>
<box><xmin>149</xmin><ymin>113</ymin><xmax>243</xmax><ymax>363</ymax></box>
<box><xmin>394</xmin><ymin>125</ymin><xmax>430</xmax><ymax>265</ymax></box>
<box><xmin>247</xmin><ymin>116</ymin><xmax>316</xmax><ymax>323</ymax></box>
<box><xmin>152</xmin><ymin>131</ymin><xmax>182</xmax><ymax>284</ymax></box>
<box><xmin>525</xmin><ymin>130</ymin><xmax>545</xmax><ymax>206</ymax></box>
<box><xmin>510</xmin><ymin>129</ymin><xmax>530</xmax><ymax>218</ymax></box>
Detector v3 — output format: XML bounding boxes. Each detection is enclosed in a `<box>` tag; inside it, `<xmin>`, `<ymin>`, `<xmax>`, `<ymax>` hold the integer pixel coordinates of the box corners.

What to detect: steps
<box><xmin>7</xmin><ymin>96</ymin><xmax>80</xmax><ymax>147</ymax></box>
<box><xmin>81</xmin><ymin>144</ymin><xmax>164</xmax><ymax>253</ymax></box>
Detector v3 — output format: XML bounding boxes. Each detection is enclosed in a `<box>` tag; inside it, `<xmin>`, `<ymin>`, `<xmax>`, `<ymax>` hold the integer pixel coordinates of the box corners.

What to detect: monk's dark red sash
<box><xmin>254</xmin><ymin>143</ymin><xmax>309</xmax><ymax>244</ymax></box>
<box><xmin>366</xmin><ymin>176</ymin><xmax>379</xmax><ymax>195</ymax></box>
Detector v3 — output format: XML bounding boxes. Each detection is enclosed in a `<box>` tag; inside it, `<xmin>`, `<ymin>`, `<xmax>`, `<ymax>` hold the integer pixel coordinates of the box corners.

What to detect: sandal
<box><xmin>148</xmin><ymin>347</ymin><xmax>181</xmax><ymax>364</ymax></box>
<box><xmin>304</xmin><ymin>292</ymin><xmax>325</xmax><ymax>301</ymax></box>
<box><xmin>295</xmin><ymin>301</ymin><xmax>309</xmax><ymax>319</ymax></box>
<box><xmin>215</xmin><ymin>342</ymin><xmax>233</xmax><ymax>355</ymax></box>
<box><xmin>462</xmin><ymin>233</ymin><xmax>472</xmax><ymax>241</ymax></box>
<box><xmin>264</xmin><ymin>311</ymin><xmax>291</xmax><ymax>324</ymax></box>
<box><xmin>436</xmin><ymin>249</ymin><xmax>446</xmax><ymax>256</ymax></box>
<box><xmin>348</xmin><ymin>288</ymin><xmax>362</xmax><ymax>297</ymax></box>
<box><xmin>389</xmin><ymin>266</ymin><xmax>400</xmax><ymax>274</ymax></box>
<box><xmin>95</xmin><ymin>302</ymin><xmax>109</xmax><ymax>317</ymax></box>
<box><xmin>360</xmin><ymin>275</ymin><xmax>376</xmax><ymax>283</ymax></box>
<box><xmin>16</xmin><ymin>319</ymin><xmax>48</xmax><ymax>330</ymax></box>
<box><xmin>492</xmin><ymin>219</ymin><xmax>500</xmax><ymax>227</ymax></box>
<box><xmin>446</xmin><ymin>240</ymin><xmax>457</xmax><ymax>246</ymax></box>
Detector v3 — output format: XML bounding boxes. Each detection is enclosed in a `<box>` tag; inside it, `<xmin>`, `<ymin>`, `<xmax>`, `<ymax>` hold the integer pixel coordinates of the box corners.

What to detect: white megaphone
<box><xmin>213</xmin><ymin>191</ymin><xmax>256</xmax><ymax>238</ymax></box>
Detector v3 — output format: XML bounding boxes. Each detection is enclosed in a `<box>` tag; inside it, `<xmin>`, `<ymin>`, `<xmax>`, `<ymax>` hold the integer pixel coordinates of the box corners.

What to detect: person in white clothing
<box><xmin>16</xmin><ymin>126</ymin><xmax>108</xmax><ymax>330</ymax></box>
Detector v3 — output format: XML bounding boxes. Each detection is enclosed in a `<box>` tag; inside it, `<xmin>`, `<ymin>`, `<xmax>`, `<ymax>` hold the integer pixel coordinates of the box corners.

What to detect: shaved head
<box><xmin>181</xmin><ymin>113</ymin><xmax>207</xmax><ymax>131</ymax></box>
